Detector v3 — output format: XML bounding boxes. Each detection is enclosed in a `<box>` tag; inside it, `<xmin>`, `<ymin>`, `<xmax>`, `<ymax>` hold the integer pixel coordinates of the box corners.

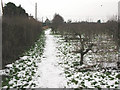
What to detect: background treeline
<box><xmin>51</xmin><ymin>14</ymin><xmax>119</xmax><ymax>48</ymax></box>
<box><xmin>51</xmin><ymin>14</ymin><xmax>119</xmax><ymax>66</ymax></box>
<box><xmin>2</xmin><ymin>2</ymin><xmax>43</xmax><ymax>68</ymax></box>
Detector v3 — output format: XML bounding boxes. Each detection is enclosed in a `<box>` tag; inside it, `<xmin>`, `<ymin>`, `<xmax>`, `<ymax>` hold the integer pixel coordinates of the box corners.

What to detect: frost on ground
<box><xmin>35</xmin><ymin>29</ymin><xmax>67</xmax><ymax>88</ymax></box>
<box><xmin>1</xmin><ymin>28</ymin><xmax>120</xmax><ymax>89</ymax></box>
<box><xmin>2</xmin><ymin>29</ymin><xmax>67</xmax><ymax>88</ymax></box>
<box><xmin>2</xmin><ymin>32</ymin><xmax>46</xmax><ymax>88</ymax></box>
<box><xmin>56</xmin><ymin>33</ymin><xmax>120</xmax><ymax>88</ymax></box>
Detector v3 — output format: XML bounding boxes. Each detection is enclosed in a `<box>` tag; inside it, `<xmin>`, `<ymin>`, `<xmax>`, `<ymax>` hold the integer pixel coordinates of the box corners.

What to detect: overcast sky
<box><xmin>1</xmin><ymin>0</ymin><xmax>119</xmax><ymax>22</ymax></box>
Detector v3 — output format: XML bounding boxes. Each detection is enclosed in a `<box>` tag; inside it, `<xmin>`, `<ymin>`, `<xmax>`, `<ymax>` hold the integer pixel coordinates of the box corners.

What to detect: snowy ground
<box><xmin>35</xmin><ymin>29</ymin><xmax>67</xmax><ymax>88</ymax></box>
<box><xmin>1</xmin><ymin>28</ymin><xmax>120</xmax><ymax>89</ymax></box>
<box><xmin>55</xmin><ymin>32</ymin><xmax>120</xmax><ymax>88</ymax></box>
<box><xmin>2</xmin><ymin>28</ymin><xmax>67</xmax><ymax>88</ymax></box>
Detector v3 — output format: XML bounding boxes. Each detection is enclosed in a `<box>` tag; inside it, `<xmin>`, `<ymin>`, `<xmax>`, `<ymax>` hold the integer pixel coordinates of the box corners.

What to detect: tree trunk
<box><xmin>80</xmin><ymin>53</ymin><xmax>84</xmax><ymax>65</ymax></box>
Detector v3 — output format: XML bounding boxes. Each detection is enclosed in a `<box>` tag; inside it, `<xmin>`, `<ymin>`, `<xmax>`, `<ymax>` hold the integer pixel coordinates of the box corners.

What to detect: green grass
<box><xmin>2</xmin><ymin>33</ymin><xmax>46</xmax><ymax>89</ymax></box>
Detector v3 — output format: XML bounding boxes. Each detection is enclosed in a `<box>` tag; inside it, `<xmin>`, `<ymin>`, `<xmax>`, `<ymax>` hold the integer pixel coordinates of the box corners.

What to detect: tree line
<box><xmin>51</xmin><ymin>14</ymin><xmax>119</xmax><ymax>67</ymax></box>
<box><xmin>2</xmin><ymin>2</ymin><xmax>43</xmax><ymax>68</ymax></box>
<box><xmin>51</xmin><ymin>14</ymin><xmax>119</xmax><ymax>48</ymax></box>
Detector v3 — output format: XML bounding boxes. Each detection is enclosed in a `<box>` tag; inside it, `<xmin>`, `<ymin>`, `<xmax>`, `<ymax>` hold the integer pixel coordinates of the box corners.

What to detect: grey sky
<box><xmin>2</xmin><ymin>0</ymin><xmax>119</xmax><ymax>22</ymax></box>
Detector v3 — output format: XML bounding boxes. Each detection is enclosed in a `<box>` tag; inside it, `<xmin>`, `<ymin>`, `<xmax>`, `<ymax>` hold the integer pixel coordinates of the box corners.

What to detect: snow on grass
<box><xmin>56</xmin><ymin>34</ymin><xmax>120</xmax><ymax>88</ymax></box>
<box><xmin>2</xmin><ymin>28</ymin><xmax>68</xmax><ymax>88</ymax></box>
<box><xmin>2</xmin><ymin>33</ymin><xmax>46</xmax><ymax>89</ymax></box>
<box><xmin>35</xmin><ymin>28</ymin><xmax>67</xmax><ymax>88</ymax></box>
<box><xmin>1</xmin><ymin>28</ymin><xmax>120</xmax><ymax>89</ymax></box>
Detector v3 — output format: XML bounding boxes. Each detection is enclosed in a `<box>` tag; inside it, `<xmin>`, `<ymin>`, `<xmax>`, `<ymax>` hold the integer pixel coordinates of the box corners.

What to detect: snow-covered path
<box><xmin>35</xmin><ymin>29</ymin><xmax>67</xmax><ymax>88</ymax></box>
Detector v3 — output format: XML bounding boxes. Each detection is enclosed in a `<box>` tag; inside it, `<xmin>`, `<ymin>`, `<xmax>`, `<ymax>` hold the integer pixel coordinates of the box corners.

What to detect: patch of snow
<box><xmin>103</xmin><ymin>62</ymin><xmax>117</xmax><ymax>68</ymax></box>
<box><xmin>20</xmin><ymin>56</ymin><xmax>29</xmax><ymax>60</ymax></box>
<box><xmin>35</xmin><ymin>29</ymin><xmax>67</xmax><ymax>88</ymax></box>
<box><xmin>6</xmin><ymin>64</ymin><xmax>12</xmax><ymax>68</ymax></box>
<box><xmin>0</xmin><ymin>70</ymin><xmax>6</xmax><ymax>75</ymax></box>
<box><xmin>45</xmin><ymin>28</ymin><xmax>52</xmax><ymax>35</ymax></box>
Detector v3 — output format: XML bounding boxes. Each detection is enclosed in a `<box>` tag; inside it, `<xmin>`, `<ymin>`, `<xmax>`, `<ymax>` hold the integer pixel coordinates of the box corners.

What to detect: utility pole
<box><xmin>1</xmin><ymin>0</ymin><xmax>3</xmax><ymax>15</ymax></box>
<box><xmin>42</xmin><ymin>17</ymin><xmax>43</xmax><ymax>23</ymax></box>
<box><xmin>35</xmin><ymin>3</ymin><xmax>37</xmax><ymax>20</ymax></box>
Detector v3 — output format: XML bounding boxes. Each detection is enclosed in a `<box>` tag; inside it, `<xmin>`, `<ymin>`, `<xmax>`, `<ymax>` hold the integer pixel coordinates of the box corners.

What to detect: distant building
<box><xmin>97</xmin><ymin>19</ymin><xmax>101</xmax><ymax>23</ymax></box>
<box><xmin>28</xmin><ymin>16</ymin><xmax>34</xmax><ymax>20</ymax></box>
<box><xmin>45</xmin><ymin>18</ymin><xmax>51</xmax><ymax>26</ymax></box>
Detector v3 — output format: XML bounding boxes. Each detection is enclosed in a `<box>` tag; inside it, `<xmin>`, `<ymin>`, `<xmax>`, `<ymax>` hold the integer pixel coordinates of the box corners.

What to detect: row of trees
<box><xmin>2</xmin><ymin>2</ymin><xmax>43</xmax><ymax>68</ymax></box>
<box><xmin>51</xmin><ymin>14</ymin><xmax>119</xmax><ymax>67</ymax></box>
<box><xmin>51</xmin><ymin>14</ymin><xmax>119</xmax><ymax>48</ymax></box>
<box><xmin>3</xmin><ymin>2</ymin><xmax>28</xmax><ymax>17</ymax></box>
